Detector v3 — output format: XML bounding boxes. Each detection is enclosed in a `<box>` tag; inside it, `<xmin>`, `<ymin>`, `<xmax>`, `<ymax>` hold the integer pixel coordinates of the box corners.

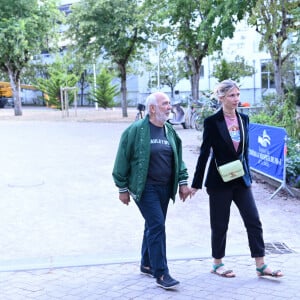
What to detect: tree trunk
<box><xmin>79</xmin><ymin>71</ymin><xmax>86</xmax><ymax>106</ymax></box>
<box><xmin>273</xmin><ymin>58</ymin><xmax>284</xmax><ymax>97</ymax></box>
<box><xmin>119</xmin><ymin>63</ymin><xmax>128</xmax><ymax>118</ymax></box>
<box><xmin>7</xmin><ymin>69</ymin><xmax>22</xmax><ymax>116</ymax></box>
<box><xmin>170</xmin><ymin>85</ymin><xmax>174</xmax><ymax>100</ymax></box>
<box><xmin>191</xmin><ymin>72</ymin><xmax>200</xmax><ymax>101</ymax></box>
<box><xmin>186</xmin><ymin>54</ymin><xmax>202</xmax><ymax>101</ymax></box>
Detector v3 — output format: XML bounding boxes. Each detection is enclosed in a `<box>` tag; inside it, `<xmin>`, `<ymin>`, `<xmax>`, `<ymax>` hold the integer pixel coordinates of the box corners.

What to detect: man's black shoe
<box><xmin>140</xmin><ymin>265</ymin><xmax>154</xmax><ymax>277</ymax></box>
<box><xmin>156</xmin><ymin>273</ymin><xmax>180</xmax><ymax>289</ymax></box>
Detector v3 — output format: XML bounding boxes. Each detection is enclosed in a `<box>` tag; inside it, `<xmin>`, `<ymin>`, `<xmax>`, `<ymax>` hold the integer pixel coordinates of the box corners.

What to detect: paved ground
<box><xmin>0</xmin><ymin>107</ymin><xmax>299</xmax><ymax>299</ymax></box>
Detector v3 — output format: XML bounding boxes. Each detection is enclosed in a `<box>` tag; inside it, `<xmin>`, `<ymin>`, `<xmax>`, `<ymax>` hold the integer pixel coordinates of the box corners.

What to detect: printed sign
<box><xmin>249</xmin><ymin>123</ymin><xmax>286</xmax><ymax>182</ymax></box>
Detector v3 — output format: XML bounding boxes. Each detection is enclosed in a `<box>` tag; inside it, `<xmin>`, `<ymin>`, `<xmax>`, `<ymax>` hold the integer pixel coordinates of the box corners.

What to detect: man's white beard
<box><xmin>155</xmin><ymin>108</ymin><xmax>169</xmax><ymax>124</ymax></box>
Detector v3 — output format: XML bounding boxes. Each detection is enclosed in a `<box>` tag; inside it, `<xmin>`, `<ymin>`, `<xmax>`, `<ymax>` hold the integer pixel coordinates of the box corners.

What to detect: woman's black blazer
<box><xmin>191</xmin><ymin>108</ymin><xmax>252</xmax><ymax>190</ymax></box>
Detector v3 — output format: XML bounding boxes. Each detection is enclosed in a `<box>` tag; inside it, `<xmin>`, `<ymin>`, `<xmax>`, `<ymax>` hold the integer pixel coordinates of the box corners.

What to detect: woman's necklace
<box><xmin>223</xmin><ymin>110</ymin><xmax>236</xmax><ymax>121</ymax></box>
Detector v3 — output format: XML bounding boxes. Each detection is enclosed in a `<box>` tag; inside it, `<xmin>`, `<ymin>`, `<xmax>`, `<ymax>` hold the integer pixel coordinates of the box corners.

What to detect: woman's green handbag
<box><xmin>217</xmin><ymin>159</ymin><xmax>245</xmax><ymax>182</ymax></box>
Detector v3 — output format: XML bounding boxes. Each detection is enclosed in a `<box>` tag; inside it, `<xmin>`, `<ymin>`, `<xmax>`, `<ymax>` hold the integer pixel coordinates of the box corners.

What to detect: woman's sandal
<box><xmin>211</xmin><ymin>263</ymin><xmax>236</xmax><ymax>278</ymax></box>
<box><xmin>256</xmin><ymin>264</ymin><xmax>283</xmax><ymax>277</ymax></box>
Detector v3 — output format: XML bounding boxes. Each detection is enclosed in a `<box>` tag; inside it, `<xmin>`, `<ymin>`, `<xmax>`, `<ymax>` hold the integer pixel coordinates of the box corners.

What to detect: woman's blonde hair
<box><xmin>214</xmin><ymin>79</ymin><xmax>239</xmax><ymax>100</ymax></box>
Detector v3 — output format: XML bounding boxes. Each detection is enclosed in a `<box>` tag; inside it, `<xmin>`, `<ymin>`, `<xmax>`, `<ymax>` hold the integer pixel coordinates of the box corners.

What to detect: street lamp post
<box><xmin>155</xmin><ymin>41</ymin><xmax>160</xmax><ymax>90</ymax></box>
<box><xmin>93</xmin><ymin>60</ymin><xmax>98</xmax><ymax>110</ymax></box>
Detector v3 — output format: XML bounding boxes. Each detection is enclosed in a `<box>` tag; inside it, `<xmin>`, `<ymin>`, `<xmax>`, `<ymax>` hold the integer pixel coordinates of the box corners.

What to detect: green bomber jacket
<box><xmin>112</xmin><ymin>115</ymin><xmax>188</xmax><ymax>202</ymax></box>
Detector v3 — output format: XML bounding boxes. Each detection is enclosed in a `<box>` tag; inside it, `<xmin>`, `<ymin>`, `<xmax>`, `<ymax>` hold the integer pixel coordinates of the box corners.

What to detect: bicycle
<box><xmin>187</xmin><ymin>98</ymin><xmax>219</xmax><ymax>131</ymax></box>
<box><xmin>185</xmin><ymin>102</ymin><xmax>202</xmax><ymax>129</ymax></box>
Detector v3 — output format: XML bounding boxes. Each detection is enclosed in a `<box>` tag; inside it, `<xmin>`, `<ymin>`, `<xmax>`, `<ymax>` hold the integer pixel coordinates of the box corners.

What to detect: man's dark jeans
<box><xmin>136</xmin><ymin>183</ymin><xmax>171</xmax><ymax>279</ymax></box>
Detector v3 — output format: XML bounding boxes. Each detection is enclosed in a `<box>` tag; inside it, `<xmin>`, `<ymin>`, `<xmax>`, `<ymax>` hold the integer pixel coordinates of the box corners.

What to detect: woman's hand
<box><xmin>190</xmin><ymin>188</ymin><xmax>199</xmax><ymax>197</ymax></box>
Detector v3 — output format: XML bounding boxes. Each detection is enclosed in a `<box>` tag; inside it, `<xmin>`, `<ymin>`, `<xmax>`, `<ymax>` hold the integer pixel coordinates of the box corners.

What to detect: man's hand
<box><xmin>119</xmin><ymin>192</ymin><xmax>130</xmax><ymax>205</ymax></box>
<box><xmin>179</xmin><ymin>185</ymin><xmax>191</xmax><ymax>202</ymax></box>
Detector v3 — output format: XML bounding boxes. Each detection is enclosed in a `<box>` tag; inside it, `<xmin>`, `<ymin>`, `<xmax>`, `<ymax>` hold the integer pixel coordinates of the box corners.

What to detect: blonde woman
<box><xmin>191</xmin><ymin>80</ymin><xmax>283</xmax><ymax>278</ymax></box>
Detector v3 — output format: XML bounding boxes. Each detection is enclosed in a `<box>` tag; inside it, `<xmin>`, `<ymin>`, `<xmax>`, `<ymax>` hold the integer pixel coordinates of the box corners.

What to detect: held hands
<box><xmin>179</xmin><ymin>186</ymin><xmax>199</xmax><ymax>202</ymax></box>
<box><xmin>120</xmin><ymin>187</ymin><xmax>200</xmax><ymax>204</ymax></box>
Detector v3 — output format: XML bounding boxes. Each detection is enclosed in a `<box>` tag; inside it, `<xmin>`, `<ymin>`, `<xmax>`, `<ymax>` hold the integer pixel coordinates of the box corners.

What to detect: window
<box><xmin>200</xmin><ymin>65</ymin><xmax>204</xmax><ymax>77</ymax></box>
<box><xmin>261</xmin><ymin>60</ymin><xmax>275</xmax><ymax>88</ymax></box>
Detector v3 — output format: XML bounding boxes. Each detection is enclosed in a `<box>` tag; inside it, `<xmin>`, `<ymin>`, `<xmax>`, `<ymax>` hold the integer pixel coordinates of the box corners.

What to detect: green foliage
<box><xmin>286</xmin><ymin>138</ymin><xmax>300</xmax><ymax>188</ymax></box>
<box><xmin>145</xmin><ymin>0</ymin><xmax>257</xmax><ymax>100</ymax></box>
<box><xmin>250</xmin><ymin>91</ymin><xmax>299</xmax><ymax>139</ymax></box>
<box><xmin>281</xmin><ymin>91</ymin><xmax>298</xmax><ymax>138</ymax></box>
<box><xmin>194</xmin><ymin>95</ymin><xmax>217</xmax><ymax>130</ymax></box>
<box><xmin>248</xmin><ymin>0</ymin><xmax>300</xmax><ymax>96</ymax></box>
<box><xmin>0</xmin><ymin>0</ymin><xmax>63</xmax><ymax>115</ymax></box>
<box><xmin>90</xmin><ymin>69</ymin><xmax>120</xmax><ymax>109</ymax></box>
<box><xmin>250</xmin><ymin>113</ymin><xmax>278</xmax><ymax>127</ymax></box>
<box><xmin>0</xmin><ymin>0</ymin><xmax>62</xmax><ymax>70</ymax></box>
<box><xmin>67</xmin><ymin>0</ymin><xmax>146</xmax><ymax>62</ymax></box>
<box><xmin>212</xmin><ymin>56</ymin><xmax>255</xmax><ymax>83</ymax></box>
<box><xmin>196</xmin><ymin>105</ymin><xmax>215</xmax><ymax>124</ymax></box>
<box><xmin>250</xmin><ymin>93</ymin><xmax>283</xmax><ymax>125</ymax></box>
<box><xmin>35</xmin><ymin>56</ymin><xmax>78</xmax><ymax>109</ymax></box>
<box><xmin>250</xmin><ymin>90</ymin><xmax>300</xmax><ymax>187</ymax></box>
<box><xmin>66</xmin><ymin>0</ymin><xmax>149</xmax><ymax>117</ymax></box>
<box><xmin>146</xmin><ymin>47</ymin><xmax>186</xmax><ymax>98</ymax></box>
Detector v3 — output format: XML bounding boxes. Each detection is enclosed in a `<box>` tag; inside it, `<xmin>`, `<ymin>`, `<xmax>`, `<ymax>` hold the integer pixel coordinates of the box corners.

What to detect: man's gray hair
<box><xmin>145</xmin><ymin>93</ymin><xmax>158</xmax><ymax>115</ymax></box>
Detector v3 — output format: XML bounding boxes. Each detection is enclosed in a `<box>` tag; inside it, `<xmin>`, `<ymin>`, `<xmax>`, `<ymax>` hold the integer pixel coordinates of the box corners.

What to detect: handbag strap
<box><xmin>238</xmin><ymin>113</ymin><xmax>245</xmax><ymax>160</ymax></box>
<box><xmin>215</xmin><ymin>112</ymin><xmax>245</xmax><ymax>168</ymax></box>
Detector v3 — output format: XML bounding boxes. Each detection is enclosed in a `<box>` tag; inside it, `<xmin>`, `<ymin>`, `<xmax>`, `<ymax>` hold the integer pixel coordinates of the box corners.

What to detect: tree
<box><xmin>146</xmin><ymin>0</ymin><xmax>257</xmax><ymax>100</ymax></box>
<box><xmin>146</xmin><ymin>47</ymin><xmax>186</xmax><ymax>99</ymax></box>
<box><xmin>77</xmin><ymin>70</ymin><xmax>89</xmax><ymax>106</ymax></box>
<box><xmin>65</xmin><ymin>51</ymin><xmax>91</xmax><ymax>107</ymax></box>
<box><xmin>0</xmin><ymin>0</ymin><xmax>63</xmax><ymax>115</ymax></box>
<box><xmin>212</xmin><ymin>56</ymin><xmax>255</xmax><ymax>83</ymax></box>
<box><xmin>35</xmin><ymin>56</ymin><xmax>79</xmax><ymax>109</ymax></box>
<box><xmin>66</xmin><ymin>0</ymin><xmax>149</xmax><ymax>117</ymax></box>
<box><xmin>90</xmin><ymin>69</ymin><xmax>120</xmax><ymax>109</ymax></box>
<box><xmin>249</xmin><ymin>0</ymin><xmax>300</xmax><ymax>97</ymax></box>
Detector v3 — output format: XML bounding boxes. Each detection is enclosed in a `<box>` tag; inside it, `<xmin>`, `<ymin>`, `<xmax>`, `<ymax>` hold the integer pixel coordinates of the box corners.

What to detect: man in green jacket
<box><xmin>112</xmin><ymin>92</ymin><xmax>190</xmax><ymax>289</ymax></box>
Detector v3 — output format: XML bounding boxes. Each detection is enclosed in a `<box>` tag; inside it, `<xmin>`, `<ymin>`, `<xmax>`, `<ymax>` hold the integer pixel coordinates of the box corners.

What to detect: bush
<box><xmin>250</xmin><ymin>113</ymin><xmax>278</xmax><ymax>127</ymax></box>
<box><xmin>90</xmin><ymin>69</ymin><xmax>119</xmax><ymax>109</ymax></box>
<box><xmin>250</xmin><ymin>91</ymin><xmax>300</xmax><ymax>188</ymax></box>
<box><xmin>286</xmin><ymin>138</ymin><xmax>300</xmax><ymax>188</ymax></box>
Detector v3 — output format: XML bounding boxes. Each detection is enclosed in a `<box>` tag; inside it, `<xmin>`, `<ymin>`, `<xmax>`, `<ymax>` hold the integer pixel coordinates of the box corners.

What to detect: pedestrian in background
<box><xmin>113</xmin><ymin>92</ymin><xmax>191</xmax><ymax>289</ymax></box>
<box><xmin>191</xmin><ymin>79</ymin><xmax>283</xmax><ymax>278</ymax></box>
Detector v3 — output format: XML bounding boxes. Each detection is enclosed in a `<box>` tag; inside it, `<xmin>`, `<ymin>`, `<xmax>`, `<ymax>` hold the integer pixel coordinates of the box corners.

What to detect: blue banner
<box><xmin>249</xmin><ymin>123</ymin><xmax>286</xmax><ymax>182</ymax></box>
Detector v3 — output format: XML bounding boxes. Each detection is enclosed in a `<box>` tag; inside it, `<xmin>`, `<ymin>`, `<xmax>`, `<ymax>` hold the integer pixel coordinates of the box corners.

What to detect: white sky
<box><xmin>59</xmin><ymin>0</ymin><xmax>80</xmax><ymax>5</ymax></box>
